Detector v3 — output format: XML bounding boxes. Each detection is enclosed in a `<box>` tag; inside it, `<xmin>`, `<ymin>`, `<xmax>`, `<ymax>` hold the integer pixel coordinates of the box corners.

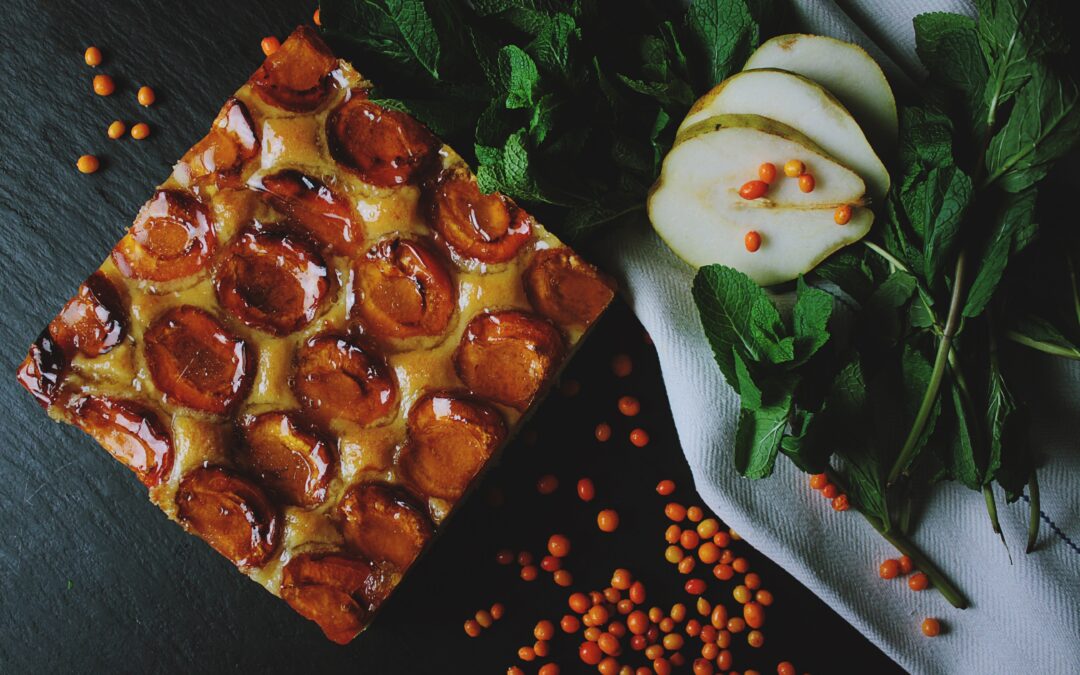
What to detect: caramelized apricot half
<box><xmin>338</xmin><ymin>483</ymin><xmax>432</xmax><ymax>570</ymax></box>
<box><xmin>176</xmin><ymin>466</ymin><xmax>280</xmax><ymax>569</ymax></box>
<box><xmin>524</xmin><ymin>248</ymin><xmax>614</xmax><ymax>328</ymax></box>
<box><xmin>184</xmin><ymin>98</ymin><xmax>259</xmax><ymax>188</ymax></box>
<box><xmin>237</xmin><ymin>412</ymin><xmax>335</xmax><ymax>508</ymax></box>
<box><xmin>293</xmin><ymin>335</ymin><xmax>397</xmax><ymax>427</ymax></box>
<box><xmin>428</xmin><ymin>174</ymin><xmax>532</xmax><ymax>265</ymax></box>
<box><xmin>250</xmin><ymin>26</ymin><xmax>337</xmax><ymax>112</ymax></box>
<box><xmin>144</xmin><ymin>306</ymin><xmax>255</xmax><ymax>415</ymax></box>
<box><xmin>260</xmin><ymin>170</ymin><xmax>362</xmax><ymax>256</ymax></box>
<box><xmin>327</xmin><ymin>95</ymin><xmax>437</xmax><ymax>187</ymax></box>
<box><xmin>453</xmin><ymin>311</ymin><xmax>564</xmax><ymax>410</ymax></box>
<box><xmin>215</xmin><ymin>229</ymin><xmax>330</xmax><ymax>335</ymax></box>
<box><xmin>402</xmin><ymin>392</ymin><xmax>506</xmax><ymax>500</ymax></box>
<box><xmin>350</xmin><ymin>238</ymin><xmax>455</xmax><ymax>342</ymax></box>
<box><xmin>48</xmin><ymin>272</ymin><xmax>126</xmax><ymax>358</ymax></box>
<box><xmin>112</xmin><ymin>190</ymin><xmax>216</xmax><ymax>282</ymax></box>
<box><xmin>16</xmin><ymin>331</ymin><xmax>67</xmax><ymax>408</ymax></box>
<box><xmin>281</xmin><ymin>553</ymin><xmax>379</xmax><ymax>645</ymax></box>
<box><xmin>69</xmin><ymin>396</ymin><xmax>173</xmax><ymax>486</ymax></box>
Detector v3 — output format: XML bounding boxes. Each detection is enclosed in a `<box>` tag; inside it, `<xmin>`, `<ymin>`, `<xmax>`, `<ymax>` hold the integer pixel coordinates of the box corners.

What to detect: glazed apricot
<box><xmin>250</xmin><ymin>26</ymin><xmax>337</xmax><ymax>112</ymax></box>
<box><xmin>237</xmin><ymin>412</ymin><xmax>335</xmax><ymax>508</ymax></box>
<box><xmin>453</xmin><ymin>311</ymin><xmax>564</xmax><ymax>410</ymax></box>
<box><xmin>281</xmin><ymin>552</ymin><xmax>377</xmax><ymax>645</ymax></box>
<box><xmin>184</xmin><ymin>98</ymin><xmax>259</xmax><ymax>188</ymax></box>
<box><xmin>292</xmin><ymin>334</ymin><xmax>397</xmax><ymax>427</ymax></box>
<box><xmin>260</xmin><ymin>170</ymin><xmax>362</xmax><ymax>256</ymax></box>
<box><xmin>112</xmin><ymin>189</ymin><xmax>216</xmax><ymax>282</ymax></box>
<box><xmin>175</xmin><ymin>466</ymin><xmax>279</xmax><ymax>569</ymax></box>
<box><xmin>428</xmin><ymin>173</ymin><xmax>532</xmax><ymax>264</ymax></box>
<box><xmin>351</xmin><ymin>237</ymin><xmax>455</xmax><ymax>342</ymax></box>
<box><xmin>16</xmin><ymin>331</ymin><xmax>67</xmax><ymax>408</ymax></box>
<box><xmin>69</xmin><ymin>395</ymin><xmax>173</xmax><ymax>486</ymax></box>
<box><xmin>48</xmin><ymin>272</ymin><xmax>126</xmax><ymax>357</ymax></box>
<box><xmin>144</xmin><ymin>306</ymin><xmax>254</xmax><ymax>414</ymax></box>
<box><xmin>401</xmin><ymin>392</ymin><xmax>506</xmax><ymax>499</ymax></box>
<box><xmin>328</xmin><ymin>94</ymin><xmax>437</xmax><ymax>187</ymax></box>
<box><xmin>215</xmin><ymin>228</ymin><xmax>330</xmax><ymax>335</ymax></box>
<box><xmin>339</xmin><ymin>483</ymin><xmax>433</xmax><ymax>569</ymax></box>
<box><xmin>523</xmin><ymin>248</ymin><xmax>614</xmax><ymax>328</ymax></box>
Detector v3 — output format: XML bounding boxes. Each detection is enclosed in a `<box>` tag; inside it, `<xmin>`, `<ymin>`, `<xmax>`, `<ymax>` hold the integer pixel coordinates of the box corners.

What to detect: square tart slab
<box><xmin>16</xmin><ymin>25</ymin><xmax>614</xmax><ymax>644</ymax></box>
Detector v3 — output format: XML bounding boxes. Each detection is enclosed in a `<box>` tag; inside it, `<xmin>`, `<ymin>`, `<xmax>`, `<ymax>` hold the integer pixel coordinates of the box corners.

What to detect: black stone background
<box><xmin>0</xmin><ymin>1</ymin><xmax>903</xmax><ymax>673</ymax></box>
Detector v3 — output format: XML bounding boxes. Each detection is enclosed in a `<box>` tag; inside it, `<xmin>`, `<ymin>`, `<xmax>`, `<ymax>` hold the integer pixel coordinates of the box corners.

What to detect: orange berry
<box><xmin>540</xmin><ymin>554</ymin><xmax>561</xmax><ymax>572</ymax></box>
<box><xmin>665</xmin><ymin>503</ymin><xmax>687</xmax><ymax>522</ymax></box>
<box><xmin>137</xmin><ymin>86</ymin><xmax>155</xmax><ymax>107</ymax></box>
<box><xmin>698</xmin><ymin>542</ymin><xmax>722</xmax><ymax>564</ymax></box>
<box><xmin>696</xmin><ymin>518</ymin><xmax>720</xmax><ymax>539</ymax></box>
<box><xmin>717</xmin><ymin>649</ymin><xmax>733</xmax><ymax>670</ymax></box>
<box><xmin>476</xmin><ymin>609</ymin><xmax>494</xmax><ymax>628</ymax></box>
<box><xmin>693</xmin><ymin>657</ymin><xmax>715</xmax><ymax>675</ymax></box>
<box><xmin>758</xmin><ymin>162</ymin><xmax>777</xmax><ymax>184</ymax></box>
<box><xmin>809</xmin><ymin>473</ymin><xmax>829</xmax><ymax>490</ymax></box>
<box><xmin>665</xmin><ymin>524</ymin><xmax>682</xmax><ymax>544</ymax></box>
<box><xmin>569</xmin><ymin>592</ymin><xmax>590</xmax><ymax>614</ymax></box>
<box><xmin>464</xmin><ymin>619</ymin><xmax>482</xmax><ymax>637</ymax></box>
<box><xmin>687</xmin><ymin>506</ymin><xmax>704</xmax><ymax>522</ymax></box>
<box><xmin>629</xmin><ymin>581</ymin><xmax>646</xmax><ymax>604</ymax></box>
<box><xmin>629</xmin><ymin>428</ymin><xmax>649</xmax><ymax>447</ymax></box>
<box><xmin>84</xmin><ymin>46</ymin><xmax>103</xmax><ymax>67</ymax></box>
<box><xmin>598</xmin><ymin>632</ymin><xmax>621</xmax><ymax>656</ymax></box>
<box><xmin>618</xmin><ymin>395</ymin><xmax>641</xmax><ymax>416</ymax></box>
<box><xmin>313</xmin><ymin>8</ymin><xmax>322</xmax><ymax>26</ymax></box>
<box><xmin>508</xmin><ymin>667</ymin><xmax>524</xmax><ymax>675</ymax></box>
<box><xmin>664</xmin><ymin>545</ymin><xmax>684</xmax><ymax>564</ymax></box>
<box><xmin>747</xmin><ymin>629</ymin><xmax>765</xmax><ymax>648</ymax></box>
<box><xmin>716</xmin><ymin>629</ymin><xmax>732</xmax><ymax>648</ymax></box>
<box><xmin>821</xmin><ymin>483</ymin><xmax>839</xmax><ymax>499</ymax></box>
<box><xmin>783</xmin><ymin>159</ymin><xmax>804</xmax><ymax>177</ymax></box>
<box><xmin>561</xmin><ymin>614</ymin><xmax>581</xmax><ymax>632</ymax></box>
<box><xmin>831</xmin><ymin>494</ymin><xmax>850</xmax><ymax>511</ymax></box>
<box><xmin>261</xmin><ymin>36</ymin><xmax>281</xmax><ymax>56</ymax></box>
<box><xmin>739</xmin><ymin>180</ymin><xmax>768</xmax><ymax>200</ymax></box>
<box><xmin>534</xmin><ymin>619</ymin><xmax>555</xmax><ymax>641</ymax></box>
<box><xmin>577</xmin><ymin>477</ymin><xmax>596</xmax><ymax>502</ymax></box>
<box><xmin>130</xmin><ymin>122</ymin><xmax>151</xmax><ymax>140</ymax></box>
<box><xmin>662</xmin><ymin>633</ymin><xmax>684</xmax><ymax>651</ymax></box>
<box><xmin>921</xmin><ymin>617</ymin><xmax>941</xmax><ymax>637</ymax></box>
<box><xmin>517</xmin><ymin>551</ymin><xmax>533</xmax><ymax>566</ymax></box>
<box><xmin>656</xmin><ymin>479</ymin><xmax>676</xmax><ymax>496</ymax></box>
<box><xmin>598</xmin><ymin>657</ymin><xmax>619</xmax><ymax>675</ymax></box>
<box><xmin>727</xmin><ymin>617</ymin><xmax>746</xmax><ymax>633</ymax></box>
<box><xmin>744</xmin><ymin>573</ymin><xmax>762</xmax><ymax>590</ymax></box>
<box><xmin>669</xmin><ymin>603</ymin><xmax>687</xmax><ymax>622</ymax></box>
<box><xmin>539</xmin><ymin>664</ymin><xmax>559</xmax><ymax>675</ymax></box>
<box><xmin>798</xmin><ymin>173</ymin><xmax>816</xmax><ymax>193</ymax></box>
<box><xmin>713</xmin><ymin>531</ymin><xmax>731</xmax><ymax>548</ymax></box>
<box><xmin>899</xmin><ymin>555</ymin><xmax>914</xmax><ymax>574</ymax></box>
<box><xmin>677</xmin><ymin>556</ymin><xmax>696</xmax><ymax>575</ymax></box>
<box><xmin>908</xmin><ymin>572</ymin><xmax>930</xmax><ymax>591</ymax></box>
<box><xmin>537</xmin><ymin>474</ymin><xmax>558</xmax><ymax>494</ymax></box>
<box><xmin>733</xmin><ymin>585</ymin><xmax>751</xmax><ymax>604</ymax></box>
<box><xmin>612</xmin><ymin>353</ymin><xmax>633</xmax><ymax>377</ymax></box>
<box><xmin>491</xmin><ymin>603</ymin><xmax>505</xmax><ymax>620</ymax></box>
<box><xmin>685</xmin><ymin>578</ymin><xmax>706</xmax><ymax>595</ymax></box>
<box><xmin>597</xmin><ymin>509</ymin><xmax>620</xmax><ymax>532</ymax></box>
<box><xmin>611</xmin><ymin>568</ymin><xmax>633</xmax><ymax>590</ymax></box>
<box><xmin>729</xmin><ymin>529</ymin><xmax>742</xmax><ymax>541</ymax></box>
<box><xmin>548</xmin><ymin>534</ymin><xmax>571</xmax><ymax>558</ymax></box>
<box><xmin>710</xmin><ymin>605</ymin><xmax>728</xmax><ymax>629</ymax></box>
<box><xmin>554</xmin><ymin>569</ymin><xmax>573</xmax><ymax>587</ymax></box>
<box><xmin>755</xmin><ymin>589</ymin><xmax>774</xmax><ymax>606</ymax></box>
<box><xmin>518</xmin><ymin>645</ymin><xmax>536</xmax><ymax>661</ymax></box>
<box><xmin>679</xmin><ymin>529</ymin><xmax>700</xmax><ymax>549</ymax></box>
<box><xmin>92</xmin><ymin>74</ymin><xmax>115</xmax><ymax>96</ymax></box>
<box><xmin>732</xmin><ymin>557</ymin><xmax>750</xmax><ymax>574</ymax></box>
<box><xmin>107</xmin><ymin>120</ymin><xmax>126</xmax><ymax>139</ymax></box>
<box><xmin>695</xmin><ymin>597</ymin><xmax>711</xmax><ymax>617</ymax></box>
<box><xmin>834</xmin><ymin>204</ymin><xmax>853</xmax><ymax>225</ymax></box>
<box><xmin>744</xmin><ymin>230</ymin><xmax>762</xmax><ymax>253</ymax></box>
<box><xmin>743</xmin><ymin>602</ymin><xmax>765</xmax><ymax>629</ymax></box>
<box><xmin>76</xmin><ymin>155</ymin><xmax>100</xmax><ymax>174</ymax></box>
<box><xmin>595</xmin><ymin>422</ymin><xmax>613</xmax><ymax>442</ymax></box>
<box><xmin>713</xmin><ymin>563</ymin><xmax>735</xmax><ymax>581</ymax></box>
<box><xmin>653</xmin><ymin>657</ymin><xmax>672</xmax><ymax>675</ymax></box>
<box><xmin>777</xmin><ymin>662</ymin><xmax>796</xmax><ymax>675</ymax></box>
<box><xmin>521</xmin><ymin>565</ymin><xmax>539</xmax><ymax>581</ymax></box>
<box><xmin>879</xmin><ymin>559</ymin><xmax>901</xmax><ymax>580</ymax></box>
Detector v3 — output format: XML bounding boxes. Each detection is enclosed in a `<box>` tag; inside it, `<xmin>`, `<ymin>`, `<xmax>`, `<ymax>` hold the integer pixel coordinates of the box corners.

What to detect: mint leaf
<box><xmin>984</xmin><ymin>356</ymin><xmax>1016</xmax><ymax>484</ymax></box>
<box><xmin>734</xmin><ymin>391</ymin><xmax>793</xmax><ymax>479</ymax></box>
<box><xmin>1008</xmin><ymin>314</ymin><xmax>1080</xmax><ymax>358</ymax></box>
<box><xmin>964</xmin><ymin>188</ymin><xmax>1038</xmax><ymax>317</ymax></box>
<box><xmin>946</xmin><ymin>383</ymin><xmax>982</xmax><ymax>490</ymax></box>
<box><xmin>684</xmin><ymin>0</ymin><xmax>758</xmax><ymax>88</ymax></box>
<box><xmin>732</xmin><ymin>351</ymin><xmax>762</xmax><ymax>410</ymax></box>
<box><xmin>792</xmin><ymin>277</ymin><xmax>833</xmax><ymax>365</ymax></box>
<box><xmin>527</xmin><ymin>12</ymin><xmax>577</xmax><ymax>79</ymax></box>
<box><xmin>915</xmin><ymin>12</ymin><xmax>988</xmax><ymax>121</ymax></box>
<box><xmin>384</xmin><ymin>0</ymin><xmax>441</xmax><ymax>77</ymax></box>
<box><xmin>693</xmin><ymin>265</ymin><xmax>774</xmax><ymax>388</ymax></box>
<box><xmin>499</xmin><ymin>45</ymin><xmax>540</xmax><ymax>109</ymax></box>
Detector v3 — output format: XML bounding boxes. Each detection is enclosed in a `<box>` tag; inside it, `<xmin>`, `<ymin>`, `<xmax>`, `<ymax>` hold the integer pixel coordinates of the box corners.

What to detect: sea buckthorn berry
<box><xmin>107</xmin><ymin>120</ymin><xmax>126</xmax><ymax>139</ymax></box>
<box><xmin>137</xmin><ymin>86</ymin><xmax>156</xmax><ymax>107</ymax></box>
<box><xmin>541</xmin><ymin>555</ymin><xmax>561</xmax><ymax>572</ymax></box>
<box><xmin>604</xmin><ymin>587</ymin><xmax>621</xmax><ymax>604</ymax></box>
<box><xmin>598</xmin><ymin>657</ymin><xmax>619</xmax><ymax>675</ymax></box>
<box><xmin>832</xmin><ymin>494</ymin><xmax>850</xmax><ymax>511</ymax></box>
<box><xmin>653</xmin><ymin>657</ymin><xmax>672</xmax><ymax>675</ymax></box>
<box><xmin>727</xmin><ymin>617</ymin><xmax>746</xmax><ymax>634</ymax></box>
<box><xmin>732</xmin><ymin>558</ymin><xmax>750</xmax><ymax>574</ymax></box>
<box><xmin>570</xmin><ymin>593</ymin><xmax>591</xmax><ymax>613</ymax></box>
<box><xmin>508</xmin><ymin>666</ymin><xmax>525</xmax><ymax>675</ymax></box>
<box><xmin>464</xmin><ymin>619</ymin><xmax>482</xmax><ymax>637</ymax></box>
<box><xmin>562</xmin><ymin>614</ymin><xmax>581</xmax><ymax>633</ymax></box>
<box><xmin>719</xmin><ymin>550</ymin><xmax>735</xmax><ymax>565</ymax></box>
<box><xmin>588</xmin><ymin>605</ymin><xmax>610</xmax><ymax>626</ymax></box>
<box><xmin>537</xmin><ymin>474</ymin><xmax>559</xmax><ymax>494</ymax></box>
<box><xmin>656</xmin><ymin>479</ymin><xmax>676</xmax><ymax>496</ymax></box>
<box><xmin>713</xmin><ymin>531</ymin><xmax>731</xmax><ymax>548</ymax></box>
<box><xmin>518</xmin><ymin>646</ymin><xmax>536</xmax><ymax>661</ymax></box>
<box><xmin>710</xmin><ymin>605</ymin><xmax>728</xmax><ymax>629</ymax></box>
<box><xmin>313</xmin><ymin>8</ymin><xmax>322</xmax><ymax>25</ymax></box>
<box><xmin>491</xmin><ymin>603</ymin><xmax>505</xmax><ymax>620</ymax></box>
<box><xmin>598</xmin><ymin>632</ymin><xmax>621</xmax><ymax>656</ymax></box>
<box><xmin>687</xmin><ymin>506</ymin><xmax>704</xmax><ymax>522</ymax></box>
<box><xmin>686</xmin><ymin>619</ymin><xmax>702</xmax><ymax>637</ymax></box>
<box><xmin>612</xmin><ymin>568</ymin><xmax>633</xmax><ymax>590</ymax></box>
<box><xmin>834</xmin><ymin>204</ymin><xmax>853</xmax><ymax>225</ymax></box>
<box><xmin>629</xmin><ymin>582</ymin><xmax>646</xmax><ymax>605</ymax></box>
<box><xmin>921</xmin><ymin>617</ymin><xmax>941</xmax><ymax>637</ymax></box>
<box><xmin>713</xmin><ymin>563</ymin><xmax>735</xmax><ymax>581</ymax></box>
<box><xmin>548</xmin><ymin>534</ymin><xmax>571</xmax><ymax>558</ymax></box>
<box><xmin>733</xmin><ymin>585</ymin><xmax>751</xmax><ymax>604</ymax></box>
<box><xmin>578</xmin><ymin>477</ymin><xmax>596</xmax><ymax>502</ymax></box>
<box><xmin>798</xmin><ymin>173</ymin><xmax>816</xmax><ymax>193</ymax></box>
<box><xmin>521</xmin><ymin>565</ymin><xmax>539</xmax><ymax>581</ymax></box>
<box><xmin>590</xmin><ymin>591</ymin><xmax>605</xmax><ymax>606</ymax></box>
<box><xmin>777</xmin><ymin>663</ymin><xmax>796</xmax><ymax>675</ymax></box>
<box><xmin>899</xmin><ymin>555</ymin><xmax>914</xmax><ymax>574</ymax></box>
<box><xmin>554</xmin><ymin>570</ymin><xmax>574</xmax><ymax>587</ymax></box>
<box><xmin>698</xmin><ymin>542</ymin><xmax>721</xmax><ymax>565</ymax></box>
<box><xmin>497</xmin><ymin>549</ymin><xmax>517</xmax><ymax>565</ymax></box>
<box><xmin>517</xmin><ymin>551</ymin><xmax>533</xmax><ymax>566</ymax></box>
<box><xmin>758</xmin><ymin>162</ymin><xmax>777</xmax><ymax>184</ymax></box>
<box><xmin>717</xmin><ymin>649</ymin><xmax>733</xmax><ymax>670</ymax></box>
<box><xmin>131</xmin><ymin>122</ymin><xmax>151</xmax><ymax>140</ymax></box>
<box><xmin>629</xmin><ymin>428</ymin><xmax>650</xmax><ymax>447</ymax></box>
<box><xmin>648</xmin><ymin>607</ymin><xmax>664</xmax><ymax>623</ymax></box>
<box><xmin>617</xmin><ymin>599</ymin><xmax>634</xmax><ymax>615</ymax></box>
<box><xmin>659</xmin><ymin>617</ymin><xmax>675</xmax><ymax>634</ymax></box>
<box><xmin>598</xmin><ymin>509</ymin><xmax>620</xmax><ymax>532</ymax></box>
<box><xmin>618</xmin><ymin>395</ymin><xmax>641</xmax><ymax>416</ymax></box>
<box><xmin>535</xmin><ymin>620</ymin><xmax>555</xmax><ymax>641</ymax></box>
<box><xmin>755</xmin><ymin>589</ymin><xmax>773</xmax><ymax>606</ymax></box>
<box><xmin>670</xmin><ymin>603</ymin><xmax>687</xmax><ymax>622</ymax></box>
<box><xmin>261</xmin><ymin>36</ymin><xmax>282</xmax><ymax>56</ymax></box>
<box><xmin>475</xmin><ymin>610</ymin><xmax>494</xmax><ymax>628</ymax></box>
<box><xmin>701</xmin><ymin>625</ymin><xmax>718</xmax><ymax>642</ymax></box>
<box><xmin>677</xmin><ymin>556</ymin><xmax>696</xmax><ymax>575</ymax></box>
<box><xmin>585</xmin><ymin>626</ymin><xmax>602</xmax><ymax>640</ymax></box>
<box><xmin>702</xmin><ymin>642</ymin><xmax>719</xmax><ymax>660</ymax></box>
<box><xmin>595</xmin><ymin>423</ymin><xmax>613</xmax><ymax>442</ymax></box>
<box><xmin>76</xmin><ymin>155</ymin><xmax>100</xmax><ymax>174</ymax></box>
<box><xmin>534</xmin><ymin>641</ymin><xmax>550</xmax><ymax>657</ymax></box>
<box><xmin>663</xmin><ymin>633</ymin><xmax>684</xmax><ymax>651</ymax></box>
<box><xmin>665</xmin><ymin>503</ymin><xmax>687</xmax><ymax>522</ymax></box>
<box><xmin>685</xmin><ymin>579</ymin><xmax>707</xmax><ymax>595</ymax></box>
<box><xmin>93</xmin><ymin>74</ymin><xmax>115</xmax><ymax>96</ymax></box>
<box><xmin>628</xmin><ymin>610</ymin><xmax>649</xmax><ymax>635</ymax></box>
<box><xmin>84</xmin><ymin>46</ymin><xmax>103</xmax><ymax>67</ymax></box>
<box><xmin>908</xmin><ymin>572</ymin><xmax>930</xmax><ymax>591</ymax></box>
<box><xmin>747</xmin><ymin>629</ymin><xmax>765</xmax><ymax>648</ymax></box>
<box><xmin>729</xmin><ymin>529</ymin><xmax>742</xmax><ymax>541</ymax></box>
<box><xmin>670</xmin><ymin>653</ymin><xmax>686</xmax><ymax>667</ymax></box>
<box><xmin>697</xmin><ymin>518</ymin><xmax>720</xmax><ymax>539</ymax></box>
<box><xmin>821</xmin><ymin>483</ymin><xmax>839</xmax><ymax>499</ymax></box>
<box><xmin>809</xmin><ymin>473</ymin><xmax>829</xmax><ymax>490</ymax></box>
<box><xmin>716</xmin><ymin>629</ymin><xmax>732</xmax><ymax>649</ymax></box>
<box><xmin>784</xmin><ymin>160</ymin><xmax>804</xmax><ymax>177</ymax></box>
<box><xmin>879</xmin><ymin>559</ymin><xmax>901</xmax><ymax>579</ymax></box>
<box><xmin>744</xmin><ymin>573</ymin><xmax>761</xmax><ymax>590</ymax></box>
<box><xmin>739</xmin><ymin>180</ymin><xmax>768</xmax><ymax>200</ymax></box>
<box><xmin>680</xmin><ymin>530</ymin><xmax>701</xmax><ymax>549</ymax></box>
<box><xmin>693</xmin><ymin>657</ymin><xmax>715</xmax><ymax>675</ymax></box>
<box><xmin>744</xmin><ymin>230</ymin><xmax>762</xmax><ymax>253</ymax></box>
<box><xmin>612</xmin><ymin>354</ymin><xmax>633</xmax><ymax>377</ymax></box>
<box><xmin>743</xmin><ymin>602</ymin><xmax>765</xmax><ymax>629</ymax></box>
<box><xmin>665</xmin><ymin>525</ymin><xmax>682</xmax><ymax>544</ymax></box>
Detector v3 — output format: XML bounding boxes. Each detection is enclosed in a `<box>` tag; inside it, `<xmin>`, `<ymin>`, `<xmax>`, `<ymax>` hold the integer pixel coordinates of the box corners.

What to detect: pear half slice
<box><xmin>678</xmin><ymin>69</ymin><xmax>890</xmax><ymax>200</ymax></box>
<box><xmin>649</xmin><ymin>114</ymin><xmax>873</xmax><ymax>287</ymax></box>
<box><xmin>744</xmin><ymin>34</ymin><xmax>898</xmax><ymax>149</ymax></box>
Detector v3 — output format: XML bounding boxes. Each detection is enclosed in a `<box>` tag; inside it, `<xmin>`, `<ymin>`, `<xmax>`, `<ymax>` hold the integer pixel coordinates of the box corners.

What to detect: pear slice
<box><xmin>743</xmin><ymin>34</ymin><xmax>898</xmax><ymax>149</ymax></box>
<box><xmin>648</xmin><ymin>114</ymin><xmax>873</xmax><ymax>287</ymax></box>
<box><xmin>677</xmin><ymin>69</ymin><xmax>889</xmax><ymax>200</ymax></box>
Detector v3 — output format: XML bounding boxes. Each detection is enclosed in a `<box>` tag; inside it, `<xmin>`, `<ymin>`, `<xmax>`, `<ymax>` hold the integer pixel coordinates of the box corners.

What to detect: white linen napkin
<box><xmin>603</xmin><ymin>2</ymin><xmax>1080</xmax><ymax>672</ymax></box>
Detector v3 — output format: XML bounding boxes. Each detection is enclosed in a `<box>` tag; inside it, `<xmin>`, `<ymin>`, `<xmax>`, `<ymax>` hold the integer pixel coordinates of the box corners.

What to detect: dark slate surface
<box><xmin>0</xmin><ymin>1</ymin><xmax>900</xmax><ymax>673</ymax></box>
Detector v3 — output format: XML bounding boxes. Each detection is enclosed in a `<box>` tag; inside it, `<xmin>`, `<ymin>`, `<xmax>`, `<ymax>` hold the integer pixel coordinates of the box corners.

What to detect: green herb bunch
<box><xmin>695</xmin><ymin>0</ymin><xmax>1080</xmax><ymax>608</ymax></box>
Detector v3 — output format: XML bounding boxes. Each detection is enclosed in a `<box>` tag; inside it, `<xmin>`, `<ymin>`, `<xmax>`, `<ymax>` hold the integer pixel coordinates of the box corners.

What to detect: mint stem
<box><xmin>1067</xmin><ymin>254</ymin><xmax>1080</xmax><ymax>329</ymax></box>
<box><xmin>1005</xmin><ymin>331</ymin><xmax>1080</xmax><ymax>360</ymax></box>
<box><xmin>887</xmin><ymin>251</ymin><xmax>968</xmax><ymax>485</ymax></box>
<box><xmin>1026</xmin><ymin>471</ymin><xmax>1041</xmax><ymax>554</ymax></box>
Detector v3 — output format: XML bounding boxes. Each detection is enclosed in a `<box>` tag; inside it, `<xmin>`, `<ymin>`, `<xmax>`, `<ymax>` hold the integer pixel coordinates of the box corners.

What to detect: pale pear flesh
<box><xmin>743</xmin><ymin>34</ymin><xmax>898</xmax><ymax>149</ymax></box>
<box><xmin>649</xmin><ymin>116</ymin><xmax>874</xmax><ymax>287</ymax></box>
<box><xmin>678</xmin><ymin>69</ymin><xmax>890</xmax><ymax>200</ymax></box>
